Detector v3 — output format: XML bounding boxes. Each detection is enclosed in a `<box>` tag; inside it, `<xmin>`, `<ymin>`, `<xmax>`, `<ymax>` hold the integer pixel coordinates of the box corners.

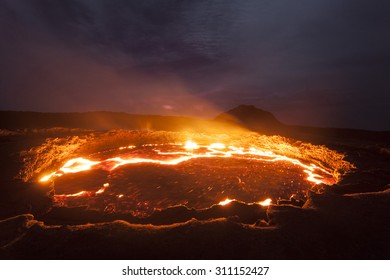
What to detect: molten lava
<box><xmin>258</xmin><ymin>198</ymin><xmax>272</xmax><ymax>207</ymax></box>
<box><xmin>184</xmin><ymin>140</ymin><xmax>199</xmax><ymax>150</ymax></box>
<box><xmin>35</xmin><ymin>139</ymin><xmax>341</xmax><ymax>216</ymax></box>
<box><xmin>219</xmin><ymin>198</ymin><xmax>235</xmax><ymax>206</ymax></box>
<box><xmin>40</xmin><ymin>141</ymin><xmax>333</xmax><ymax>185</ymax></box>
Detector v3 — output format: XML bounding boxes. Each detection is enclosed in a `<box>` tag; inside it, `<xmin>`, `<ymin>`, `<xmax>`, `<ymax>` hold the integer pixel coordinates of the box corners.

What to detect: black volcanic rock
<box><xmin>215</xmin><ymin>105</ymin><xmax>284</xmax><ymax>133</ymax></box>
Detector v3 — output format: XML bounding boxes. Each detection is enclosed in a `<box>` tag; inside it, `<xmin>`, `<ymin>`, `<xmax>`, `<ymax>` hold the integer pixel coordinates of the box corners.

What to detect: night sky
<box><xmin>1</xmin><ymin>0</ymin><xmax>389</xmax><ymax>130</ymax></box>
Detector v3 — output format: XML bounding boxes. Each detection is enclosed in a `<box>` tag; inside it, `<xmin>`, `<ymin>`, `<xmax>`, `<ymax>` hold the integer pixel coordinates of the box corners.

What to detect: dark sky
<box><xmin>1</xmin><ymin>0</ymin><xmax>389</xmax><ymax>130</ymax></box>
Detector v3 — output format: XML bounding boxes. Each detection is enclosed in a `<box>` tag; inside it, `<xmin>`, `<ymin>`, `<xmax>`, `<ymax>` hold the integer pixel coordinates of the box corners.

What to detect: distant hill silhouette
<box><xmin>0</xmin><ymin>106</ymin><xmax>389</xmax><ymax>142</ymax></box>
<box><xmin>215</xmin><ymin>105</ymin><xmax>390</xmax><ymax>142</ymax></box>
<box><xmin>215</xmin><ymin>105</ymin><xmax>285</xmax><ymax>133</ymax></box>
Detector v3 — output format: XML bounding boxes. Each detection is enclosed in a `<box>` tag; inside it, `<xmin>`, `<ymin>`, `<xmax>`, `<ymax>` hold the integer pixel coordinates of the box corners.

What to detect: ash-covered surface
<box><xmin>0</xmin><ymin>111</ymin><xmax>389</xmax><ymax>259</ymax></box>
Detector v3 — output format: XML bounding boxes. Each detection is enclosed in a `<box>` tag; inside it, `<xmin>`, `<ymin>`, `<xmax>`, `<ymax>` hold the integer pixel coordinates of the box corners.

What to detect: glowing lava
<box><xmin>209</xmin><ymin>143</ymin><xmax>226</xmax><ymax>149</ymax></box>
<box><xmin>55</xmin><ymin>191</ymin><xmax>87</xmax><ymax>197</ymax></box>
<box><xmin>219</xmin><ymin>198</ymin><xmax>235</xmax><ymax>206</ymax></box>
<box><xmin>40</xmin><ymin>172</ymin><xmax>57</xmax><ymax>182</ymax></box>
<box><xmin>184</xmin><ymin>140</ymin><xmax>199</xmax><ymax>150</ymax></box>
<box><xmin>95</xmin><ymin>183</ymin><xmax>110</xmax><ymax>194</ymax></box>
<box><xmin>38</xmin><ymin>140</ymin><xmax>339</xmax><ymax>215</ymax></box>
<box><xmin>258</xmin><ymin>198</ymin><xmax>272</xmax><ymax>207</ymax></box>
<box><xmin>60</xmin><ymin>157</ymin><xmax>100</xmax><ymax>173</ymax></box>
<box><xmin>40</xmin><ymin>157</ymin><xmax>99</xmax><ymax>182</ymax></box>
<box><xmin>40</xmin><ymin>141</ymin><xmax>333</xmax><ymax>185</ymax></box>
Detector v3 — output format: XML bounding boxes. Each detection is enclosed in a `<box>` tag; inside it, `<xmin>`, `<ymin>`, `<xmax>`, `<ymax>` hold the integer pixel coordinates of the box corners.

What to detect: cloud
<box><xmin>0</xmin><ymin>0</ymin><xmax>389</xmax><ymax>129</ymax></box>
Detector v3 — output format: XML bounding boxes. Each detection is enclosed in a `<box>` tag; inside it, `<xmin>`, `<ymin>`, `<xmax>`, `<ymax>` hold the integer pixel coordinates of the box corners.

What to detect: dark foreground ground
<box><xmin>0</xmin><ymin>108</ymin><xmax>389</xmax><ymax>259</ymax></box>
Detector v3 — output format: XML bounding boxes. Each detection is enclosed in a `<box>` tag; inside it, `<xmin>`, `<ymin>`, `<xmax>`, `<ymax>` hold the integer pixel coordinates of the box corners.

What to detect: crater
<box><xmin>25</xmin><ymin>132</ymin><xmax>351</xmax><ymax>218</ymax></box>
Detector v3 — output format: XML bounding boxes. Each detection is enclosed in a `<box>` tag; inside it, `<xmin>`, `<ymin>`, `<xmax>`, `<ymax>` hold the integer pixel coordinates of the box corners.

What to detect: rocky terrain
<box><xmin>0</xmin><ymin>106</ymin><xmax>389</xmax><ymax>259</ymax></box>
